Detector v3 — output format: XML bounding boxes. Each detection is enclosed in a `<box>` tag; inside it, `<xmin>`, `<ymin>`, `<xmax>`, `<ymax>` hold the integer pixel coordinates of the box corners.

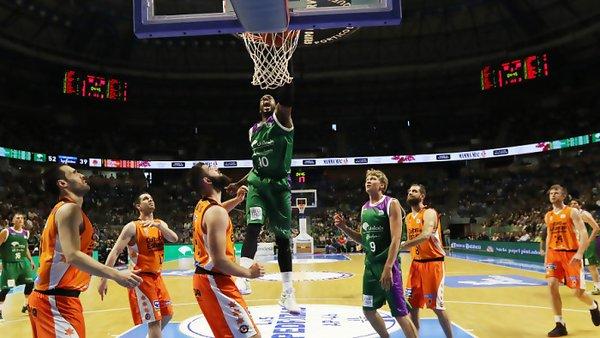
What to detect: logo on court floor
<box><xmin>259</xmin><ymin>271</ymin><xmax>353</xmax><ymax>282</ymax></box>
<box><xmin>445</xmin><ymin>275</ymin><xmax>546</xmax><ymax>288</ymax></box>
<box><xmin>178</xmin><ymin>304</ymin><xmax>398</xmax><ymax>338</ymax></box>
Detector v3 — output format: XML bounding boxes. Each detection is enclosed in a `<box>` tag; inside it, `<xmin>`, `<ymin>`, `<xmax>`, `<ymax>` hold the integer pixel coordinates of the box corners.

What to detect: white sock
<box><xmin>239</xmin><ymin>257</ymin><xmax>254</xmax><ymax>270</ymax></box>
<box><xmin>281</xmin><ymin>272</ymin><xmax>294</xmax><ymax>293</ymax></box>
<box><xmin>590</xmin><ymin>301</ymin><xmax>598</xmax><ymax>310</ymax></box>
<box><xmin>594</xmin><ymin>282</ymin><xmax>600</xmax><ymax>289</ymax></box>
<box><xmin>554</xmin><ymin>315</ymin><xmax>564</xmax><ymax>324</ymax></box>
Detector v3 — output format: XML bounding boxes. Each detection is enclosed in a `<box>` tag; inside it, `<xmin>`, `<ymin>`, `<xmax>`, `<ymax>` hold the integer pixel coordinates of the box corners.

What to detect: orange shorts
<box><xmin>545</xmin><ymin>249</ymin><xmax>585</xmax><ymax>289</ymax></box>
<box><xmin>28</xmin><ymin>290</ymin><xmax>85</xmax><ymax>338</ymax></box>
<box><xmin>128</xmin><ymin>273</ymin><xmax>173</xmax><ymax>325</ymax></box>
<box><xmin>407</xmin><ymin>260</ymin><xmax>445</xmax><ymax>310</ymax></box>
<box><xmin>193</xmin><ymin>273</ymin><xmax>259</xmax><ymax>338</ymax></box>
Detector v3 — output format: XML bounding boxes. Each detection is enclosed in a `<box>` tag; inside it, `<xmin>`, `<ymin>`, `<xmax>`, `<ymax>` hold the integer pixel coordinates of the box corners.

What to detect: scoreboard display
<box><xmin>481</xmin><ymin>53</ymin><xmax>549</xmax><ymax>91</ymax></box>
<box><xmin>63</xmin><ymin>70</ymin><xmax>128</xmax><ymax>101</ymax></box>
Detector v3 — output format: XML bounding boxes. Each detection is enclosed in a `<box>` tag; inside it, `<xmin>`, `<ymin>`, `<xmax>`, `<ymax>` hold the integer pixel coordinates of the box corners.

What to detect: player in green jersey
<box><xmin>333</xmin><ymin>169</ymin><xmax>418</xmax><ymax>338</ymax></box>
<box><xmin>0</xmin><ymin>212</ymin><xmax>36</xmax><ymax>319</ymax></box>
<box><xmin>570</xmin><ymin>200</ymin><xmax>600</xmax><ymax>295</ymax></box>
<box><xmin>226</xmin><ymin>78</ymin><xmax>299</xmax><ymax>313</ymax></box>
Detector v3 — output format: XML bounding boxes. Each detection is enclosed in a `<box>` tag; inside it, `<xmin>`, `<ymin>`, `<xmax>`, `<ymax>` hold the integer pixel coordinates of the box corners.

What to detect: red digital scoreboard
<box><xmin>63</xmin><ymin>70</ymin><xmax>128</xmax><ymax>101</ymax></box>
<box><xmin>481</xmin><ymin>53</ymin><xmax>549</xmax><ymax>91</ymax></box>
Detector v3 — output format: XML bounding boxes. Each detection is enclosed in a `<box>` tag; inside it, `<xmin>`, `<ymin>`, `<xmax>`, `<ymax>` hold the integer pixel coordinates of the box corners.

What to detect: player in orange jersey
<box><xmin>29</xmin><ymin>165</ymin><xmax>141</xmax><ymax>338</ymax></box>
<box><xmin>190</xmin><ymin>162</ymin><xmax>264</xmax><ymax>338</ymax></box>
<box><xmin>544</xmin><ymin>184</ymin><xmax>600</xmax><ymax>337</ymax></box>
<box><xmin>97</xmin><ymin>193</ymin><xmax>179</xmax><ymax>338</ymax></box>
<box><xmin>400</xmin><ymin>184</ymin><xmax>453</xmax><ymax>338</ymax></box>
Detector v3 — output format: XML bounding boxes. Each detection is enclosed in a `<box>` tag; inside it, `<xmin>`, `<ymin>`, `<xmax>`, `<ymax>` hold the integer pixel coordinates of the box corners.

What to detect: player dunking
<box><xmin>333</xmin><ymin>169</ymin><xmax>418</xmax><ymax>338</ymax></box>
<box><xmin>97</xmin><ymin>193</ymin><xmax>179</xmax><ymax>338</ymax></box>
<box><xmin>400</xmin><ymin>184</ymin><xmax>453</xmax><ymax>338</ymax></box>
<box><xmin>190</xmin><ymin>162</ymin><xmax>264</xmax><ymax>338</ymax></box>
<box><xmin>226</xmin><ymin>79</ymin><xmax>299</xmax><ymax>313</ymax></box>
<box><xmin>0</xmin><ymin>212</ymin><xmax>36</xmax><ymax>319</ymax></box>
<box><xmin>544</xmin><ymin>184</ymin><xmax>600</xmax><ymax>337</ymax></box>
<box><xmin>29</xmin><ymin>165</ymin><xmax>141</xmax><ymax>337</ymax></box>
<box><xmin>569</xmin><ymin>199</ymin><xmax>600</xmax><ymax>295</ymax></box>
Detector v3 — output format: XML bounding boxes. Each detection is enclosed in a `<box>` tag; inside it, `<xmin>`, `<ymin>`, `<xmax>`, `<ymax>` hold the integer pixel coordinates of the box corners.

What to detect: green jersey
<box><xmin>249</xmin><ymin>113</ymin><xmax>294</xmax><ymax>179</ymax></box>
<box><xmin>0</xmin><ymin>227</ymin><xmax>30</xmax><ymax>263</ymax></box>
<box><xmin>360</xmin><ymin>196</ymin><xmax>396</xmax><ymax>264</ymax></box>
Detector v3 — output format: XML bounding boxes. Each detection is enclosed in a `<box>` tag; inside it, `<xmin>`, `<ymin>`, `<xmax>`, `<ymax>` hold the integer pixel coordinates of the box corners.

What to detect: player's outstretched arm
<box><xmin>226</xmin><ymin>172</ymin><xmax>251</xmax><ymax>195</ymax></box>
<box><xmin>275</xmin><ymin>78</ymin><xmax>294</xmax><ymax>129</ymax></box>
<box><xmin>333</xmin><ymin>212</ymin><xmax>362</xmax><ymax>243</ymax></box>
<box><xmin>98</xmin><ymin>222</ymin><xmax>136</xmax><ymax>299</ymax></box>
<box><xmin>222</xmin><ymin>185</ymin><xmax>248</xmax><ymax>213</ymax></box>
<box><xmin>205</xmin><ymin>206</ymin><xmax>264</xmax><ymax>278</ymax></box>
<box><xmin>55</xmin><ymin>204</ymin><xmax>141</xmax><ymax>289</ymax></box>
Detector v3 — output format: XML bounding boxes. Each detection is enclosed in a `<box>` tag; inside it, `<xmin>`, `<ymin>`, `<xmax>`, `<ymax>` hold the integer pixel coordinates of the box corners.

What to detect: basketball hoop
<box><xmin>241</xmin><ymin>30</ymin><xmax>300</xmax><ymax>90</ymax></box>
<box><xmin>296</xmin><ymin>197</ymin><xmax>307</xmax><ymax>215</ymax></box>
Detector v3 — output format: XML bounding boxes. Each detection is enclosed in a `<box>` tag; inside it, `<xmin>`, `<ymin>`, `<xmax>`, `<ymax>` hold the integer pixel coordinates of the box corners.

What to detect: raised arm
<box><xmin>400</xmin><ymin>209</ymin><xmax>437</xmax><ymax>250</ymax></box>
<box><xmin>205</xmin><ymin>206</ymin><xmax>263</xmax><ymax>278</ymax></box>
<box><xmin>275</xmin><ymin>80</ymin><xmax>294</xmax><ymax>129</ymax></box>
<box><xmin>221</xmin><ymin>186</ymin><xmax>248</xmax><ymax>213</ymax></box>
<box><xmin>226</xmin><ymin>172</ymin><xmax>251</xmax><ymax>195</ymax></box>
<box><xmin>0</xmin><ymin>228</ymin><xmax>7</xmax><ymax>246</ymax></box>
<box><xmin>333</xmin><ymin>212</ymin><xmax>362</xmax><ymax>243</ymax></box>
<box><xmin>56</xmin><ymin>204</ymin><xmax>141</xmax><ymax>290</ymax></box>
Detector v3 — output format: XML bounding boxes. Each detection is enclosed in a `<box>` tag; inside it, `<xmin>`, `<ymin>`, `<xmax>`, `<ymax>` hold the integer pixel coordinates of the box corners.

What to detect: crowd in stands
<box><xmin>1</xmin><ymin>146</ymin><xmax>599</xmax><ymax>257</ymax></box>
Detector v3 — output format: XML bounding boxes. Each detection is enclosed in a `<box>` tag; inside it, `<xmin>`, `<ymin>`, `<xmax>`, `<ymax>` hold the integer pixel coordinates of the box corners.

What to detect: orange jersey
<box><xmin>545</xmin><ymin>206</ymin><xmax>579</xmax><ymax>251</ymax></box>
<box><xmin>192</xmin><ymin>198</ymin><xmax>235</xmax><ymax>274</ymax></box>
<box><xmin>127</xmin><ymin>219</ymin><xmax>165</xmax><ymax>274</ymax></box>
<box><xmin>406</xmin><ymin>208</ymin><xmax>445</xmax><ymax>260</ymax></box>
<box><xmin>35</xmin><ymin>199</ymin><xmax>95</xmax><ymax>291</ymax></box>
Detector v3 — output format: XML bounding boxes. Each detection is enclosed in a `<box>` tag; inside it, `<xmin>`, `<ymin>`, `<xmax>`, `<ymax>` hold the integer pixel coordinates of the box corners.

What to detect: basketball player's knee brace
<box><xmin>0</xmin><ymin>288</ymin><xmax>9</xmax><ymax>302</ymax></box>
<box><xmin>275</xmin><ymin>236</ymin><xmax>292</xmax><ymax>272</ymax></box>
<box><xmin>241</xmin><ymin>223</ymin><xmax>262</xmax><ymax>258</ymax></box>
<box><xmin>24</xmin><ymin>282</ymin><xmax>34</xmax><ymax>296</ymax></box>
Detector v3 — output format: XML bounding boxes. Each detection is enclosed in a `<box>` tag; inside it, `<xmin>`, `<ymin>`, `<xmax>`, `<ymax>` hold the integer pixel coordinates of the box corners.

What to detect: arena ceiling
<box><xmin>0</xmin><ymin>0</ymin><xmax>599</xmax><ymax>80</ymax></box>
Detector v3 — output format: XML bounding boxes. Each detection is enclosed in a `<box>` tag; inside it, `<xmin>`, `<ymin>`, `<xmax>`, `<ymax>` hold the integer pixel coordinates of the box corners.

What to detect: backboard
<box><xmin>291</xmin><ymin>189</ymin><xmax>317</xmax><ymax>210</ymax></box>
<box><xmin>133</xmin><ymin>0</ymin><xmax>402</xmax><ymax>38</ymax></box>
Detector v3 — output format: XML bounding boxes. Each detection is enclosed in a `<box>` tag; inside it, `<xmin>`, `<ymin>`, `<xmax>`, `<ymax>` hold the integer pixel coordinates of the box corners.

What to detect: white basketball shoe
<box><xmin>279</xmin><ymin>289</ymin><xmax>301</xmax><ymax>314</ymax></box>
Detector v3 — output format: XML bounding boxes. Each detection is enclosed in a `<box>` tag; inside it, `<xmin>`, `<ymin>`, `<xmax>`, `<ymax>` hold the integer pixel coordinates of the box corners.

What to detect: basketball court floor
<box><xmin>2</xmin><ymin>252</ymin><xmax>600</xmax><ymax>337</ymax></box>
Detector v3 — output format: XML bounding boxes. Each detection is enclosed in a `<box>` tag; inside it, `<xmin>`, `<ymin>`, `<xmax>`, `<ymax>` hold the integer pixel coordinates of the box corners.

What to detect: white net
<box><xmin>241</xmin><ymin>31</ymin><xmax>300</xmax><ymax>90</ymax></box>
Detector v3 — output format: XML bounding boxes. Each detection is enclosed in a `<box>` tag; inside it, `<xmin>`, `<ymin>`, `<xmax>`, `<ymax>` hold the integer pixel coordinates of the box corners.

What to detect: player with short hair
<box><xmin>226</xmin><ymin>79</ymin><xmax>299</xmax><ymax>313</ymax></box>
<box><xmin>334</xmin><ymin>169</ymin><xmax>418</xmax><ymax>338</ymax></box>
<box><xmin>98</xmin><ymin>193</ymin><xmax>179</xmax><ymax>338</ymax></box>
<box><xmin>544</xmin><ymin>184</ymin><xmax>600</xmax><ymax>337</ymax></box>
<box><xmin>190</xmin><ymin>162</ymin><xmax>264</xmax><ymax>338</ymax></box>
<box><xmin>28</xmin><ymin>164</ymin><xmax>142</xmax><ymax>338</ymax></box>
<box><xmin>0</xmin><ymin>212</ymin><xmax>36</xmax><ymax>319</ymax></box>
<box><xmin>400</xmin><ymin>184</ymin><xmax>453</xmax><ymax>338</ymax></box>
